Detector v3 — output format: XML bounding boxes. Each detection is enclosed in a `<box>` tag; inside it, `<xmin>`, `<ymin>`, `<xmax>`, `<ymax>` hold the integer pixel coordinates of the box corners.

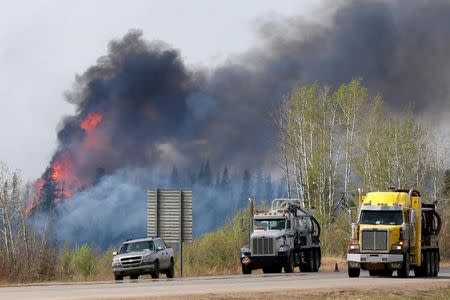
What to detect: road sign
<box><xmin>147</xmin><ymin>189</ymin><xmax>193</xmax><ymax>276</ymax></box>
<box><xmin>147</xmin><ymin>189</ymin><xmax>192</xmax><ymax>243</ymax></box>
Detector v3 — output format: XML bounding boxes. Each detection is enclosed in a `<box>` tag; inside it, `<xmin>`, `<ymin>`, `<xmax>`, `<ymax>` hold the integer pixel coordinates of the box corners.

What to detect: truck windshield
<box><xmin>360</xmin><ymin>210</ymin><xmax>402</xmax><ymax>225</ymax></box>
<box><xmin>254</xmin><ymin>219</ymin><xmax>286</xmax><ymax>230</ymax></box>
<box><xmin>119</xmin><ymin>241</ymin><xmax>154</xmax><ymax>253</ymax></box>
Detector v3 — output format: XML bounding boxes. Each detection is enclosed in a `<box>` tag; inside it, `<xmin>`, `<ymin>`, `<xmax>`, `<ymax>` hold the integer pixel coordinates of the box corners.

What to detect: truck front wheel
<box><xmin>398</xmin><ymin>253</ymin><xmax>410</xmax><ymax>278</ymax></box>
<box><xmin>284</xmin><ymin>252</ymin><xmax>294</xmax><ymax>273</ymax></box>
<box><xmin>348</xmin><ymin>264</ymin><xmax>360</xmax><ymax>278</ymax></box>
<box><xmin>242</xmin><ymin>264</ymin><xmax>252</xmax><ymax>274</ymax></box>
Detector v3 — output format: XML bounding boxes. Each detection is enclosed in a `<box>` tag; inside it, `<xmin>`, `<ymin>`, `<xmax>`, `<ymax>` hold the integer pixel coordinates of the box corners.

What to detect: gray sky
<box><xmin>0</xmin><ymin>0</ymin><xmax>318</xmax><ymax>181</ymax></box>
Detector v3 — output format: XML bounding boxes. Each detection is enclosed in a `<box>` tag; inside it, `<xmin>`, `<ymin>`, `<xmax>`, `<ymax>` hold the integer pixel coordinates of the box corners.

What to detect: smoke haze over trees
<box><xmin>26</xmin><ymin>0</ymin><xmax>450</xmax><ymax>247</ymax></box>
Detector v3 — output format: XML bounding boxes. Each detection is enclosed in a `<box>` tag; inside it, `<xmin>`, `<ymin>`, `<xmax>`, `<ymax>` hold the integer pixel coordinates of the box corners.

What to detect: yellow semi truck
<box><xmin>347</xmin><ymin>189</ymin><xmax>441</xmax><ymax>278</ymax></box>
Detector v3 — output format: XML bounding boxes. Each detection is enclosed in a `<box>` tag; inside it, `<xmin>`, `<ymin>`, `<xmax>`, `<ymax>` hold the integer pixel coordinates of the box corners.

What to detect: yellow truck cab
<box><xmin>347</xmin><ymin>189</ymin><xmax>441</xmax><ymax>278</ymax></box>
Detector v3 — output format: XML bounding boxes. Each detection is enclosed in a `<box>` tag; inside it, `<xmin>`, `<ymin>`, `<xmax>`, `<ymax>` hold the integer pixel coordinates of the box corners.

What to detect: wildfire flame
<box><xmin>27</xmin><ymin>112</ymin><xmax>106</xmax><ymax>215</ymax></box>
<box><xmin>80</xmin><ymin>113</ymin><xmax>103</xmax><ymax>133</ymax></box>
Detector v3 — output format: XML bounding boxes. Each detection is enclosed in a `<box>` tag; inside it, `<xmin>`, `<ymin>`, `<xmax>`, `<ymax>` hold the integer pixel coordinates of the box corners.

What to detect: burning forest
<box><xmin>25</xmin><ymin>0</ymin><xmax>450</xmax><ymax>248</ymax></box>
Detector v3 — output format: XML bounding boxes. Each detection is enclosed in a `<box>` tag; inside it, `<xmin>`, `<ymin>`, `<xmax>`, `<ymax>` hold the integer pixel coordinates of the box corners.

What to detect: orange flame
<box><xmin>80</xmin><ymin>113</ymin><xmax>103</xmax><ymax>133</ymax></box>
<box><xmin>81</xmin><ymin>113</ymin><xmax>104</xmax><ymax>149</ymax></box>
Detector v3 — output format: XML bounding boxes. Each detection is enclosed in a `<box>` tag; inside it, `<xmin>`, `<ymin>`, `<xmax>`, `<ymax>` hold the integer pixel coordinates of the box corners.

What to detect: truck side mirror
<box><xmin>112</xmin><ymin>251</ymin><xmax>117</xmax><ymax>256</ymax></box>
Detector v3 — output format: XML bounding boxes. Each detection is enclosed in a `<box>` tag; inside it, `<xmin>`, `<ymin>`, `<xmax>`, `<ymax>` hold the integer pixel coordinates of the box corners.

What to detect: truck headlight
<box><xmin>391</xmin><ymin>241</ymin><xmax>404</xmax><ymax>253</ymax></box>
<box><xmin>142</xmin><ymin>253</ymin><xmax>156</xmax><ymax>262</ymax></box>
<box><xmin>278</xmin><ymin>245</ymin><xmax>289</xmax><ymax>252</ymax></box>
<box><xmin>241</xmin><ymin>245</ymin><xmax>251</xmax><ymax>256</ymax></box>
<box><xmin>348</xmin><ymin>243</ymin><xmax>360</xmax><ymax>253</ymax></box>
<box><xmin>112</xmin><ymin>259</ymin><xmax>121</xmax><ymax>267</ymax></box>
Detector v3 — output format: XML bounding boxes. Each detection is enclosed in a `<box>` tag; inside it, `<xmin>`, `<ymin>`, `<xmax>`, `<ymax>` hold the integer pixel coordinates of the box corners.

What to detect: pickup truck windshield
<box><xmin>360</xmin><ymin>210</ymin><xmax>402</xmax><ymax>225</ymax></box>
<box><xmin>254</xmin><ymin>219</ymin><xmax>286</xmax><ymax>230</ymax></box>
<box><xmin>119</xmin><ymin>241</ymin><xmax>154</xmax><ymax>253</ymax></box>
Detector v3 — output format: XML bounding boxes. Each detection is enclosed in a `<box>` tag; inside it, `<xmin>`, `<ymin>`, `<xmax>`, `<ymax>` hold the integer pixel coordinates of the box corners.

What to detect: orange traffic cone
<box><xmin>334</xmin><ymin>262</ymin><xmax>339</xmax><ymax>272</ymax></box>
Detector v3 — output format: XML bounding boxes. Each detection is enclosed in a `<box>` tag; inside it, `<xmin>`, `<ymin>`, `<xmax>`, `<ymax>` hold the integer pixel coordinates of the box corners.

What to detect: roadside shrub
<box><xmin>70</xmin><ymin>245</ymin><xmax>95</xmax><ymax>279</ymax></box>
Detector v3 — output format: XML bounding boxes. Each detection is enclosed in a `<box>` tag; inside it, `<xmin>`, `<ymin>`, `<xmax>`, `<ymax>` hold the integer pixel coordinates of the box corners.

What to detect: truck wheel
<box><xmin>312</xmin><ymin>249</ymin><xmax>320</xmax><ymax>272</ymax></box>
<box><xmin>430</xmin><ymin>251</ymin><xmax>436</xmax><ymax>277</ymax></box>
<box><xmin>114</xmin><ymin>274</ymin><xmax>123</xmax><ymax>281</ymax></box>
<box><xmin>348</xmin><ymin>264</ymin><xmax>360</xmax><ymax>278</ymax></box>
<box><xmin>151</xmin><ymin>260</ymin><xmax>160</xmax><ymax>279</ymax></box>
<box><xmin>436</xmin><ymin>250</ymin><xmax>440</xmax><ymax>276</ymax></box>
<box><xmin>398</xmin><ymin>253</ymin><xmax>410</xmax><ymax>278</ymax></box>
<box><xmin>166</xmin><ymin>260</ymin><xmax>175</xmax><ymax>278</ymax></box>
<box><xmin>284</xmin><ymin>253</ymin><xmax>294</xmax><ymax>273</ymax></box>
<box><xmin>425</xmin><ymin>251</ymin><xmax>432</xmax><ymax>277</ymax></box>
<box><xmin>242</xmin><ymin>264</ymin><xmax>252</xmax><ymax>274</ymax></box>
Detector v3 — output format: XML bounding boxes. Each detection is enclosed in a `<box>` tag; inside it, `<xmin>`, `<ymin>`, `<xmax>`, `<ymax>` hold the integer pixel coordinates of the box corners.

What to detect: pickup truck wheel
<box><xmin>151</xmin><ymin>260</ymin><xmax>160</xmax><ymax>279</ymax></box>
<box><xmin>348</xmin><ymin>264</ymin><xmax>360</xmax><ymax>278</ymax></box>
<box><xmin>398</xmin><ymin>253</ymin><xmax>410</xmax><ymax>278</ymax></box>
<box><xmin>130</xmin><ymin>275</ymin><xmax>139</xmax><ymax>280</ymax></box>
<box><xmin>114</xmin><ymin>274</ymin><xmax>123</xmax><ymax>281</ymax></box>
<box><xmin>166</xmin><ymin>260</ymin><xmax>175</xmax><ymax>278</ymax></box>
<box><xmin>284</xmin><ymin>253</ymin><xmax>294</xmax><ymax>273</ymax></box>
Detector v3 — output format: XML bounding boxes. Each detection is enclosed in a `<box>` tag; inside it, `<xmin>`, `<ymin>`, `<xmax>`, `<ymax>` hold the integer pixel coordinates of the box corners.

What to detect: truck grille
<box><xmin>361</xmin><ymin>230</ymin><xmax>388</xmax><ymax>251</ymax></box>
<box><xmin>120</xmin><ymin>256</ymin><xmax>142</xmax><ymax>266</ymax></box>
<box><xmin>252</xmin><ymin>237</ymin><xmax>274</xmax><ymax>255</ymax></box>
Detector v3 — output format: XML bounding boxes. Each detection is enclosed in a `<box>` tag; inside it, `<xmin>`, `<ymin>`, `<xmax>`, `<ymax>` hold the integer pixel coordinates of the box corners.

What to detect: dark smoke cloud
<box><xmin>42</xmin><ymin>0</ymin><xmax>450</xmax><ymax>247</ymax></box>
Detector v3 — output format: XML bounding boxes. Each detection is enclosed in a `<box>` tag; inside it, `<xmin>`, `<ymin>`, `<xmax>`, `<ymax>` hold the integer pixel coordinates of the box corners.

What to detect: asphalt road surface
<box><xmin>2</xmin><ymin>270</ymin><xmax>450</xmax><ymax>300</ymax></box>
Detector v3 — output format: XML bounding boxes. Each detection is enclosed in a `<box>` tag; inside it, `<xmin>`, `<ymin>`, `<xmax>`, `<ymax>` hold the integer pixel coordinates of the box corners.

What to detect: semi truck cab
<box><xmin>347</xmin><ymin>189</ymin><xmax>440</xmax><ymax>278</ymax></box>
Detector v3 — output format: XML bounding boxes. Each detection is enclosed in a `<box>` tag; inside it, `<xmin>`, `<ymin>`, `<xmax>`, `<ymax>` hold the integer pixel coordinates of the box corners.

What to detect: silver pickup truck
<box><xmin>112</xmin><ymin>237</ymin><xmax>175</xmax><ymax>280</ymax></box>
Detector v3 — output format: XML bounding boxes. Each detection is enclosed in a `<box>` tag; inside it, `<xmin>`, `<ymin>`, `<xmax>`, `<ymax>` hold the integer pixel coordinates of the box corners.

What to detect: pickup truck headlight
<box><xmin>348</xmin><ymin>242</ymin><xmax>360</xmax><ymax>253</ymax></box>
<box><xmin>112</xmin><ymin>259</ymin><xmax>121</xmax><ymax>267</ymax></box>
<box><xmin>142</xmin><ymin>252</ymin><xmax>156</xmax><ymax>262</ymax></box>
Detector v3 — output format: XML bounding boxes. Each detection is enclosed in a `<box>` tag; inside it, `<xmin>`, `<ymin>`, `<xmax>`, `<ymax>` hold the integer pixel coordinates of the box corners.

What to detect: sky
<box><xmin>0</xmin><ymin>0</ymin><xmax>319</xmax><ymax>181</ymax></box>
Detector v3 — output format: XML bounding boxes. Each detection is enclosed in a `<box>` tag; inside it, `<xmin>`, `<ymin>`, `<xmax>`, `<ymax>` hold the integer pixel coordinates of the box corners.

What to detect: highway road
<box><xmin>2</xmin><ymin>270</ymin><xmax>450</xmax><ymax>300</ymax></box>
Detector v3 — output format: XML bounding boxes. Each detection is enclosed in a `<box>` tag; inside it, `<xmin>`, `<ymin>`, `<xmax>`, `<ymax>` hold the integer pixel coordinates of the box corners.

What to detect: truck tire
<box><xmin>312</xmin><ymin>249</ymin><xmax>320</xmax><ymax>272</ymax></box>
<box><xmin>348</xmin><ymin>264</ymin><xmax>360</xmax><ymax>278</ymax></box>
<box><xmin>398</xmin><ymin>253</ymin><xmax>410</xmax><ymax>278</ymax></box>
<box><xmin>151</xmin><ymin>260</ymin><xmax>160</xmax><ymax>279</ymax></box>
<box><xmin>242</xmin><ymin>264</ymin><xmax>252</xmax><ymax>274</ymax></box>
<box><xmin>436</xmin><ymin>250</ymin><xmax>440</xmax><ymax>276</ymax></box>
<box><xmin>166</xmin><ymin>260</ymin><xmax>175</xmax><ymax>278</ymax></box>
<box><xmin>425</xmin><ymin>251</ymin><xmax>432</xmax><ymax>277</ymax></box>
<box><xmin>430</xmin><ymin>251</ymin><xmax>436</xmax><ymax>277</ymax></box>
<box><xmin>114</xmin><ymin>274</ymin><xmax>123</xmax><ymax>281</ymax></box>
<box><xmin>284</xmin><ymin>252</ymin><xmax>294</xmax><ymax>273</ymax></box>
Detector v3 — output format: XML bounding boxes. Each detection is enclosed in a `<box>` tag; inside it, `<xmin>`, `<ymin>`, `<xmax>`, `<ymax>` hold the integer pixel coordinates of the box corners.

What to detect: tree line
<box><xmin>277</xmin><ymin>79</ymin><xmax>446</xmax><ymax>221</ymax></box>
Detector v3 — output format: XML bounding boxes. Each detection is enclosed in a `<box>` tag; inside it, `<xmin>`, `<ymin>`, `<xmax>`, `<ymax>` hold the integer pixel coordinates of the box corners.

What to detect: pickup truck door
<box><xmin>155</xmin><ymin>239</ymin><xmax>169</xmax><ymax>269</ymax></box>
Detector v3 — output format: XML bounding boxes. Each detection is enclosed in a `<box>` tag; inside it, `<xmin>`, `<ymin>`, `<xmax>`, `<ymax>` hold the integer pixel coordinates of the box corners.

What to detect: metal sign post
<box><xmin>147</xmin><ymin>189</ymin><xmax>192</xmax><ymax>277</ymax></box>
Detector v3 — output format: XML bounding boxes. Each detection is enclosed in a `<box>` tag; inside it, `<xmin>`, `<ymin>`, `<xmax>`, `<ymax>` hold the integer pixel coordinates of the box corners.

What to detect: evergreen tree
<box><xmin>204</xmin><ymin>160</ymin><xmax>212</xmax><ymax>186</ymax></box>
<box><xmin>221</xmin><ymin>167</ymin><xmax>230</xmax><ymax>190</ymax></box>
<box><xmin>170</xmin><ymin>167</ymin><xmax>179</xmax><ymax>186</ymax></box>
<box><xmin>265</xmin><ymin>173</ymin><xmax>274</xmax><ymax>202</ymax></box>
<box><xmin>254</xmin><ymin>169</ymin><xmax>264</xmax><ymax>203</ymax></box>
<box><xmin>240</xmin><ymin>169</ymin><xmax>252</xmax><ymax>204</ymax></box>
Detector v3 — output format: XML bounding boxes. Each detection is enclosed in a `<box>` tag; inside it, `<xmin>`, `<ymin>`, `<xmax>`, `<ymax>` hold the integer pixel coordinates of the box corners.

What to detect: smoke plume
<box><xmin>32</xmin><ymin>0</ymin><xmax>450</xmax><ymax>247</ymax></box>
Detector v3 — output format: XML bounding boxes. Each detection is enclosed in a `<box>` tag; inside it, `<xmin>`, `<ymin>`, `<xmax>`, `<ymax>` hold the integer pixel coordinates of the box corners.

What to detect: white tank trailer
<box><xmin>240</xmin><ymin>198</ymin><xmax>321</xmax><ymax>274</ymax></box>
